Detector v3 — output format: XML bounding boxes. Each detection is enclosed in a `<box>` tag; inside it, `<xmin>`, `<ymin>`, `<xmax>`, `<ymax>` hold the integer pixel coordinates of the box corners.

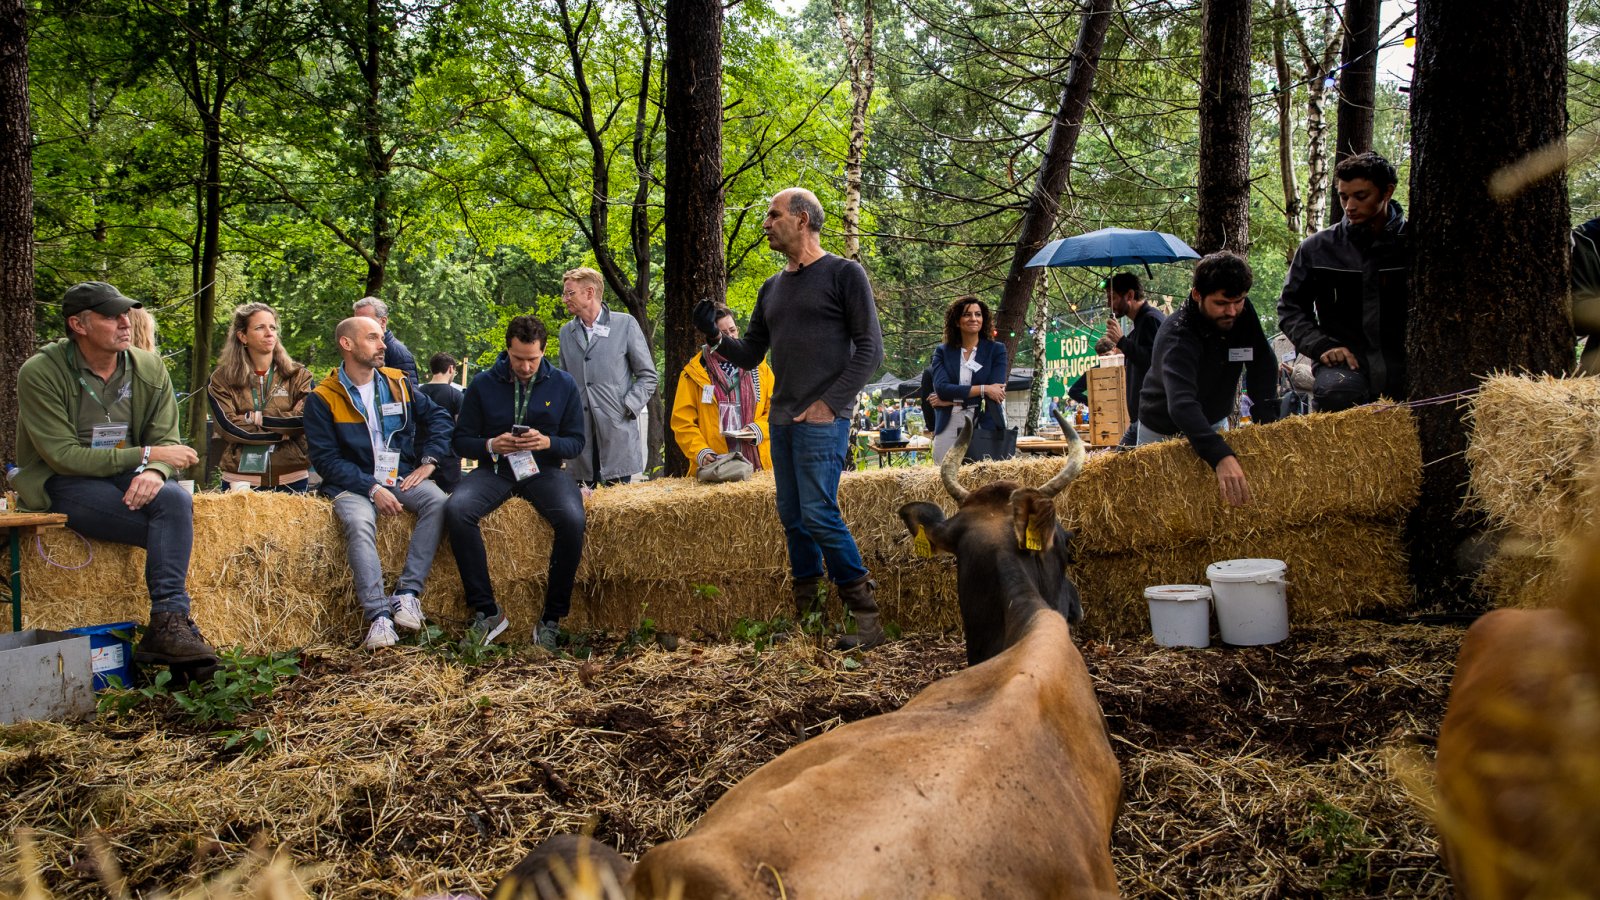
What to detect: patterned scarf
<box><xmin>705</xmin><ymin>349</ymin><xmax>762</xmax><ymax>469</ymax></box>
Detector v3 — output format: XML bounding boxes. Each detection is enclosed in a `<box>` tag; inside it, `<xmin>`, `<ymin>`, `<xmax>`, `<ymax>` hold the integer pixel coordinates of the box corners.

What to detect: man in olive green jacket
<box><xmin>13</xmin><ymin>282</ymin><xmax>218</xmax><ymax>666</ymax></box>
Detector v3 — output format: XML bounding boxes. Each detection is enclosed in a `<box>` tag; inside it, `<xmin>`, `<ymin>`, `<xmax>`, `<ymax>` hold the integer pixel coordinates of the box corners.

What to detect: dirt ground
<box><xmin>0</xmin><ymin>619</ymin><xmax>1462</xmax><ymax>899</ymax></box>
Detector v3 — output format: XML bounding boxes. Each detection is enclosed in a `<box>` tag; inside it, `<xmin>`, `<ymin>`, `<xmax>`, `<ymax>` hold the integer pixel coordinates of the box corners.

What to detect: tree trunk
<box><xmin>1272</xmin><ymin>0</ymin><xmax>1301</xmax><ymax>242</ymax></box>
<box><xmin>1295</xmin><ymin>4</ymin><xmax>1339</xmax><ymax>235</ymax></box>
<box><xmin>1407</xmin><ymin>0</ymin><xmax>1571</xmax><ymax>605</ymax></box>
<box><xmin>187</xmin><ymin>102</ymin><xmax>224</xmax><ymax>473</ymax></box>
<box><xmin>0</xmin><ymin>0</ymin><xmax>33</xmax><ymax>480</ymax></box>
<box><xmin>831</xmin><ymin>0</ymin><xmax>874</xmax><ymax>262</ymax></box>
<box><xmin>1330</xmin><ymin>0</ymin><xmax>1378</xmax><ymax>225</ymax></box>
<box><xmin>994</xmin><ymin>0</ymin><xmax>1114</xmax><ymax>361</ymax></box>
<box><xmin>1024</xmin><ymin>289</ymin><xmax>1048</xmax><ymax>436</ymax></box>
<box><xmin>662</xmin><ymin>0</ymin><xmax>725</xmax><ymax>478</ymax></box>
<box><xmin>1193</xmin><ymin>0</ymin><xmax>1252</xmax><ymax>256</ymax></box>
<box><xmin>362</xmin><ymin>0</ymin><xmax>391</xmax><ymax>297</ymax></box>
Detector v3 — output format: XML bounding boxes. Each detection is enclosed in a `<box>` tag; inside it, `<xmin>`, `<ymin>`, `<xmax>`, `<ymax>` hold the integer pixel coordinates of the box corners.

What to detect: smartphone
<box><xmin>512</xmin><ymin>424</ymin><xmax>531</xmax><ymax>436</ymax></box>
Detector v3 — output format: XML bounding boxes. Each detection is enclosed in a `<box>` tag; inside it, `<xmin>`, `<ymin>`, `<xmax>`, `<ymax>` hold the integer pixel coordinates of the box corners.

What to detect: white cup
<box><xmin>178</xmin><ymin>479</ymin><xmax>196</xmax><ymax>494</ymax></box>
<box><xmin>229</xmin><ymin>481</ymin><xmax>251</xmax><ymax>493</ymax></box>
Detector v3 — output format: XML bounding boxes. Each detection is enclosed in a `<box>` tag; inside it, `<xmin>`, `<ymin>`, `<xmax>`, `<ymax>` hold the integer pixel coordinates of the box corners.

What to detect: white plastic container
<box><xmin>1206</xmin><ymin>558</ymin><xmax>1289</xmax><ymax>645</ymax></box>
<box><xmin>1143</xmin><ymin>584</ymin><xmax>1212</xmax><ymax>648</ymax></box>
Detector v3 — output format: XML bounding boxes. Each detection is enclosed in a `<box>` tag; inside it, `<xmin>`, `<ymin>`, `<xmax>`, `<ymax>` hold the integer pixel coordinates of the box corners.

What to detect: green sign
<box><xmin>1040</xmin><ymin>322</ymin><xmax>1108</xmax><ymax>399</ymax></box>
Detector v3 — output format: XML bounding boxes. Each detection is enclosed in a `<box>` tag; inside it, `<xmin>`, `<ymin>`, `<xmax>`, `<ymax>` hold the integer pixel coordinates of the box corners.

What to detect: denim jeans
<box><xmin>770</xmin><ymin>418</ymin><xmax>867</xmax><ymax>585</ymax></box>
<box><xmin>445</xmin><ymin>467</ymin><xmax>586</xmax><ymax>622</ymax></box>
<box><xmin>332</xmin><ymin>480</ymin><xmax>448</xmax><ymax>621</ymax></box>
<box><xmin>45</xmin><ymin>473</ymin><xmax>194</xmax><ymax>616</ymax></box>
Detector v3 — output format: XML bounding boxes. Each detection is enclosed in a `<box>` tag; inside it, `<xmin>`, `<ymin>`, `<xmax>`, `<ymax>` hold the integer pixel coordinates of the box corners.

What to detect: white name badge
<box><xmin>380</xmin><ymin>402</ymin><xmax>403</xmax><ymax>417</ymax></box>
<box><xmin>508</xmin><ymin>450</ymin><xmax>540</xmax><ymax>481</ymax></box>
<box><xmin>701</xmin><ymin>384</ymin><xmax>715</xmax><ymax>404</ymax></box>
<box><xmin>593</xmin><ymin>324</ymin><xmax>611</xmax><ymax>338</ymax></box>
<box><xmin>374</xmin><ymin>449</ymin><xmax>401</xmax><ymax>487</ymax></box>
<box><xmin>963</xmin><ymin>357</ymin><xmax>983</xmax><ymax>372</ymax></box>
<box><xmin>91</xmin><ymin>422</ymin><xmax>129</xmax><ymax>450</ymax></box>
<box><xmin>1228</xmin><ymin>347</ymin><xmax>1254</xmax><ymax>363</ymax></box>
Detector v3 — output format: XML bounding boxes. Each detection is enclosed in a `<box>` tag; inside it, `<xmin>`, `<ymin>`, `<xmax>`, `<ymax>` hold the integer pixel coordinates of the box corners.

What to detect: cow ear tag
<box><xmin>913</xmin><ymin>526</ymin><xmax>932</xmax><ymax>558</ymax></box>
<box><xmin>1022</xmin><ymin>522</ymin><xmax>1047</xmax><ymax>553</ymax></box>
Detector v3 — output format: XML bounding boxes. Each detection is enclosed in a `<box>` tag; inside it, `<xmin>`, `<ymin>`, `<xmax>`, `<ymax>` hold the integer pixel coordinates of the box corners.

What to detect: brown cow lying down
<box><xmin>621</xmin><ymin>420</ymin><xmax>1121</xmax><ymax>899</ymax></box>
<box><xmin>1435</xmin><ymin>607</ymin><xmax>1600</xmax><ymax>899</ymax></box>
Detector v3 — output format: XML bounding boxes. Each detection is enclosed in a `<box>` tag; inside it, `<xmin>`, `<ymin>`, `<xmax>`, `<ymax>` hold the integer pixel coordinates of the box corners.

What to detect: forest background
<box><xmin>15</xmin><ymin>0</ymin><xmax>1600</xmax><ymax>473</ymax></box>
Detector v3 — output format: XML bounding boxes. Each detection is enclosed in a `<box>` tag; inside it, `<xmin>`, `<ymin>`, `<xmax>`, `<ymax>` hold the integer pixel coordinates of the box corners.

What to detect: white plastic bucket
<box><xmin>1144</xmin><ymin>584</ymin><xmax>1212</xmax><ymax>648</ymax></box>
<box><xmin>1206</xmin><ymin>558</ymin><xmax>1289</xmax><ymax>645</ymax></box>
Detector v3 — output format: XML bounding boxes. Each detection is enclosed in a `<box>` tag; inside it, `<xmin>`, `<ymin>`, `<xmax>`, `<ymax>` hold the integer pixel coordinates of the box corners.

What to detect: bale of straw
<box><xmin>1466</xmin><ymin>374</ymin><xmax>1600</xmax><ymax>549</ymax></box>
<box><xmin>1068</xmin><ymin>517</ymin><xmax>1412</xmax><ymax>641</ymax></box>
<box><xmin>1059</xmin><ymin>405</ymin><xmax>1421</xmax><ymax>555</ymax></box>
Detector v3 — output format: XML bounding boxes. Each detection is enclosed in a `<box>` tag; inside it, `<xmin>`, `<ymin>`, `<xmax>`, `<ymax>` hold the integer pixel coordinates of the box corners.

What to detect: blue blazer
<box><xmin>931</xmin><ymin>339</ymin><xmax>1009</xmax><ymax>435</ymax></box>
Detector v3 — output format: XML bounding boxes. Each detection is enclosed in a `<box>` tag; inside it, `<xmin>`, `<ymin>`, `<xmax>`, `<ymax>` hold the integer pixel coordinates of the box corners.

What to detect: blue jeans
<box><xmin>332</xmin><ymin>481</ymin><xmax>448</xmax><ymax>621</ymax></box>
<box><xmin>46</xmin><ymin>473</ymin><xmax>194</xmax><ymax>615</ymax></box>
<box><xmin>770</xmin><ymin>419</ymin><xmax>867</xmax><ymax>585</ymax></box>
<box><xmin>445</xmin><ymin>467</ymin><xmax>586</xmax><ymax>622</ymax></box>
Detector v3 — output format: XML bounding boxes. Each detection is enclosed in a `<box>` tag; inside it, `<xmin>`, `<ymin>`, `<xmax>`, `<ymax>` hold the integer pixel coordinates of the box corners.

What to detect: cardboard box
<box><xmin>1087</xmin><ymin>366</ymin><xmax>1129</xmax><ymax>447</ymax></box>
<box><xmin>0</xmin><ymin>629</ymin><xmax>96</xmax><ymax>724</ymax></box>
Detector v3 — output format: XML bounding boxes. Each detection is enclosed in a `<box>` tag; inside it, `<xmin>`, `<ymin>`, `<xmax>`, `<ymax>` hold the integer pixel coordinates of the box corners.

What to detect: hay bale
<box><xmin>1467</xmin><ymin>374</ymin><xmax>1600</xmax><ymax>550</ymax></box>
<box><xmin>1060</xmin><ymin>405</ymin><xmax>1420</xmax><ymax>555</ymax></box>
<box><xmin>1069</xmin><ymin>517</ymin><xmax>1412</xmax><ymax>641</ymax></box>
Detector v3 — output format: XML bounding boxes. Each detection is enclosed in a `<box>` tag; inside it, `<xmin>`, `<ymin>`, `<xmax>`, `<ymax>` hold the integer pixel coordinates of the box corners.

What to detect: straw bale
<box><xmin>1466</xmin><ymin>374</ymin><xmax>1600</xmax><ymax>550</ymax></box>
<box><xmin>1060</xmin><ymin>405</ymin><xmax>1420</xmax><ymax>555</ymax></box>
<box><xmin>1476</xmin><ymin>539</ymin><xmax>1570</xmax><ymax>610</ymax></box>
<box><xmin>1069</xmin><ymin>516</ymin><xmax>1411</xmax><ymax>641</ymax></box>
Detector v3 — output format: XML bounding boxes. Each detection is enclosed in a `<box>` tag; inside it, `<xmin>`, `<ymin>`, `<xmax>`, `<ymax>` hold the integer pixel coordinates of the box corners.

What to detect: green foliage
<box><xmin>1293</xmin><ymin>798</ymin><xmax>1376</xmax><ymax>894</ymax></box>
<box><xmin>98</xmin><ymin>647</ymin><xmax>301</xmax><ymax>753</ymax></box>
<box><xmin>730</xmin><ymin>615</ymin><xmax>793</xmax><ymax>652</ymax></box>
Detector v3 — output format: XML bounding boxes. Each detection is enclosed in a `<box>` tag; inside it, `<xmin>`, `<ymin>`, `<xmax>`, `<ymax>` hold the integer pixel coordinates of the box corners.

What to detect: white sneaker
<box><xmin>364</xmin><ymin>616</ymin><xmax>399</xmax><ymax>649</ymax></box>
<box><xmin>391</xmin><ymin>594</ymin><xmax>425</xmax><ymax>632</ymax></box>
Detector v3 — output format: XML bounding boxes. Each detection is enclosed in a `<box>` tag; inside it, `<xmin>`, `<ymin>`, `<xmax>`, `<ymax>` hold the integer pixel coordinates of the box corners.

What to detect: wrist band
<box><xmin>135</xmin><ymin>445</ymin><xmax>152</xmax><ymax>473</ymax></box>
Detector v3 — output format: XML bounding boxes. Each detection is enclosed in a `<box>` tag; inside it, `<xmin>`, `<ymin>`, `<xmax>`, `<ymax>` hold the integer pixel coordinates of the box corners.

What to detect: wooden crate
<box><xmin>1087</xmin><ymin>365</ymin><xmax>1128</xmax><ymax>447</ymax></box>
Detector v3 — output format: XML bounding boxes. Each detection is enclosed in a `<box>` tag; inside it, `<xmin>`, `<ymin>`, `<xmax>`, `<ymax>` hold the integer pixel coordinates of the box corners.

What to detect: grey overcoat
<box><xmin>556</xmin><ymin>305</ymin><xmax>659</xmax><ymax>482</ymax></box>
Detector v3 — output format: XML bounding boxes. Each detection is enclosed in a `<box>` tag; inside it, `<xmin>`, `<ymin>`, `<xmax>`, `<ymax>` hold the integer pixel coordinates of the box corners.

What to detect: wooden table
<box><xmin>867</xmin><ymin>442</ymin><xmax>930</xmax><ymax>468</ymax></box>
<box><xmin>1</xmin><ymin>512</ymin><xmax>70</xmax><ymax>632</ymax></box>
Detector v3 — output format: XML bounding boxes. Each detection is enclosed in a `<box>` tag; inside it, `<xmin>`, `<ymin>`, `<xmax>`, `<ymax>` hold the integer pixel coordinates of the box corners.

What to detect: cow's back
<box><xmin>631</xmin><ymin>611</ymin><xmax>1120</xmax><ymax>899</ymax></box>
<box><xmin>1436</xmin><ymin>608</ymin><xmax>1599</xmax><ymax>899</ymax></box>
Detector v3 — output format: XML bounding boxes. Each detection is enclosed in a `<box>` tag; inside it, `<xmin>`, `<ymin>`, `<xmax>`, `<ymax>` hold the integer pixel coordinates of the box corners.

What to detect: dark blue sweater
<box><xmin>454</xmin><ymin>353</ymin><xmax>585</xmax><ymax>479</ymax></box>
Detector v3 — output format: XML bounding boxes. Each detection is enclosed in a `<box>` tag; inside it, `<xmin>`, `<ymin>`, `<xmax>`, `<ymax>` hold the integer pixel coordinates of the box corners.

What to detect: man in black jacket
<box><xmin>1138</xmin><ymin>252</ymin><xmax>1279</xmax><ymax>507</ymax></box>
<box><xmin>1277</xmin><ymin>151</ymin><xmax>1409</xmax><ymax>410</ymax></box>
<box><xmin>1103</xmin><ymin>271</ymin><xmax>1165</xmax><ymax>444</ymax></box>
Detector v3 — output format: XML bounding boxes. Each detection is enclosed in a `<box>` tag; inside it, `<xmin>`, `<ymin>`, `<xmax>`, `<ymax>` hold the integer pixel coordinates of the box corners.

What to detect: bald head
<box><xmin>776</xmin><ymin>188</ymin><xmax>825</xmax><ymax>233</ymax></box>
<box><xmin>336</xmin><ymin>316</ymin><xmax>387</xmax><ymax>377</ymax></box>
<box><xmin>764</xmin><ymin>188</ymin><xmax>827</xmax><ymax>266</ymax></box>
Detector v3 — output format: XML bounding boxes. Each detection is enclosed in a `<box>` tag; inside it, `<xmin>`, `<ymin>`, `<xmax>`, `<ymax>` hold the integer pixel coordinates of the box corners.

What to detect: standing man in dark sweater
<box><xmin>693</xmin><ymin>188</ymin><xmax>886</xmax><ymax>650</ymax></box>
<box><xmin>1102</xmin><ymin>271</ymin><xmax>1165</xmax><ymax>445</ymax></box>
<box><xmin>418</xmin><ymin>353</ymin><xmax>464</xmax><ymax>493</ymax></box>
<box><xmin>1138</xmin><ymin>252</ymin><xmax>1279</xmax><ymax>507</ymax></box>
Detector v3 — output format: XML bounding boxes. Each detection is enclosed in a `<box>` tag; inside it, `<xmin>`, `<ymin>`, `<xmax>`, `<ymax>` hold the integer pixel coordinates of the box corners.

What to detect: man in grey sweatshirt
<box><xmin>695</xmin><ymin>188</ymin><xmax>886</xmax><ymax>650</ymax></box>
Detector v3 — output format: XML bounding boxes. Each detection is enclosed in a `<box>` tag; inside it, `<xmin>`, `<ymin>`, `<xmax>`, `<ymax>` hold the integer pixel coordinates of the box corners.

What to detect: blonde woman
<box><xmin>129</xmin><ymin>307</ymin><xmax>158</xmax><ymax>353</ymax></box>
<box><xmin>206</xmin><ymin>303</ymin><xmax>313</xmax><ymax>491</ymax></box>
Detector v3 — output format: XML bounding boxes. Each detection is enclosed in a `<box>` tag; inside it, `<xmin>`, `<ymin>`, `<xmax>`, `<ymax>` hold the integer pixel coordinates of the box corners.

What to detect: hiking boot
<box><xmin>535</xmin><ymin>621</ymin><xmax>560</xmax><ymax>652</ymax></box>
<box><xmin>835</xmin><ymin>574</ymin><xmax>885</xmax><ymax>652</ymax></box>
<box><xmin>466</xmin><ymin>609</ymin><xmax>509</xmax><ymax>646</ymax></box>
<box><xmin>135</xmin><ymin>611</ymin><xmax>219</xmax><ymax>665</ymax></box>
<box><xmin>791</xmin><ymin>576</ymin><xmax>826</xmax><ymax>631</ymax></box>
<box><xmin>364</xmin><ymin>616</ymin><xmax>399</xmax><ymax>650</ymax></box>
<box><xmin>391</xmin><ymin>594</ymin><xmax>425</xmax><ymax>632</ymax></box>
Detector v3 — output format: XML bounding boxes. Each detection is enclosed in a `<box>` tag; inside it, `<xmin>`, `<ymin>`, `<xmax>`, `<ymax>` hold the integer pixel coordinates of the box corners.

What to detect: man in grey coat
<box><xmin>556</xmin><ymin>267</ymin><xmax>659</xmax><ymax>486</ymax></box>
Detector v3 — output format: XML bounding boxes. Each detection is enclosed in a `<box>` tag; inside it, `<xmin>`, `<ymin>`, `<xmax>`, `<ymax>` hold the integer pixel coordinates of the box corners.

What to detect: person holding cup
<box><xmin>670</xmin><ymin>304</ymin><xmax>774</xmax><ymax>480</ymax></box>
<box><xmin>207</xmin><ymin>302</ymin><xmax>314</xmax><ymax>492</ymax></box>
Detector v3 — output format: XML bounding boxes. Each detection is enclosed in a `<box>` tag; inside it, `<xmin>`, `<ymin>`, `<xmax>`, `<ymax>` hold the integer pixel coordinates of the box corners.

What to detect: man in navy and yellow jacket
<box><xmin>444</xmin><ymin>315</ymin><xmax>586</xmax><ymax>650</ymax></box>
<box><xmin>304</xmin><ymin>316</ymin><xmax>452</xmax><ymax>650</ymax></box>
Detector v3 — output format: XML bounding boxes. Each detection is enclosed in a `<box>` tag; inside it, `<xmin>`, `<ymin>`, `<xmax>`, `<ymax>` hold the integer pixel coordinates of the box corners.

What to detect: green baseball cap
<box><xmin>62</xmin><ymin>281</ymin><xmax>142</xmax><ymax>318</ymax></box>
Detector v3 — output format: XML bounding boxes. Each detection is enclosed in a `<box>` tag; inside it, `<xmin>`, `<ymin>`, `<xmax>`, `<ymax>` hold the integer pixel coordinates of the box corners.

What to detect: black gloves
<box><xmin>692</xmin><ymin>298</ymin><xmax>720</xmax><ymax>342</ymax></box>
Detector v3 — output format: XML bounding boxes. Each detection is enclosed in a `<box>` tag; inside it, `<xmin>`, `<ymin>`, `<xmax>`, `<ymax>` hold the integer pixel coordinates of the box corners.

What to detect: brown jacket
<box><xmin>207</xmin><ymin>365</ymin><xmax>314</xmax><ymax>483</ymax></box>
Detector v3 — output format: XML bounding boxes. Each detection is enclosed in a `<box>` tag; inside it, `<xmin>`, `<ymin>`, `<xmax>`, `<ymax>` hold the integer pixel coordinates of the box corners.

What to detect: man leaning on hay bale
<box><xmin>1137</xmin><ymin>252</ymin><xmax>1280</xmax><ymax>508</ymax></box>
<box><xmin>691</xmin><ymin>187</ymin><xmax>888</xmax><ymax>651</ymax></box>
<box><xmin>304</xmin><ymin>315</ymin><xmax>453</xmax><ymax>650</ymax></box>
<box><xmin>12</xmin><ymin>282</ymin><xmax>219</xmax><ymax>667</ymax></box>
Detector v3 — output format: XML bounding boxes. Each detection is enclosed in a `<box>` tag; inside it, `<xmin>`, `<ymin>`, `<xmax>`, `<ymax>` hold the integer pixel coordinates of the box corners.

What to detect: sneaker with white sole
<box><xmin>364</xmin><ymin>616</ymin><xmax>399</xmax><ymax>650</ymax></box>
<box><xmin>466</xmin><ymin>609</ymin><xmax>509</xmax><ymax>646</ymax></box>
<box><xmin>391</xmin><ymin>594</ymin><xmax>425</xmax><ymax>632</ymax></box>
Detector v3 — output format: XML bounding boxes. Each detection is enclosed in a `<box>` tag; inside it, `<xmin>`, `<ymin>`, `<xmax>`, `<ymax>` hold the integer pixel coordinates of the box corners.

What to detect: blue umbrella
<box><xmin>1026</xmin><ymin>227</ymin><xmax>1201</xmax><ymax>270</ymax></box>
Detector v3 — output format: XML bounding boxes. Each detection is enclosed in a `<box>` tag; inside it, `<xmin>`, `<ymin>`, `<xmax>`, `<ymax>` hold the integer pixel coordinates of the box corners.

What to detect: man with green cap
<box><xmin>13</xmin><ymin>281</ymin><xmax>218</xmax><ymax>666</ymax></box>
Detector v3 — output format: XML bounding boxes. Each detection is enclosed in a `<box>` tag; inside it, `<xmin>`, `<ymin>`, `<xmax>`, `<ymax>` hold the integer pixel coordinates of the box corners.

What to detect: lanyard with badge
<box><xmin>78</xmin><ymin>349</ymin><xmax>131</xmax><ymax>450</ymax></box>
<box><xmin>507</xmin><ymin>376</ymin><xmax>540</xmax><ymax>480</ymax></box>
<box><xmin>238</xmin><ymin>369</ymin><xmax>277</xmax><ymax>475</ymax></box>
<box><xmin>351</xmin><ymin>375</ymin><xmax>404</xmax><ymax>487</ymax></box>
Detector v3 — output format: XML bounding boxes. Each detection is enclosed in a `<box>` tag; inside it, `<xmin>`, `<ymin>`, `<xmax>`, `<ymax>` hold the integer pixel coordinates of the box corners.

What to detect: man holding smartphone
<box><xmin>444</xmin><ymin>316</ymin><xmax>587</xmax><ymax>650</ymax></box>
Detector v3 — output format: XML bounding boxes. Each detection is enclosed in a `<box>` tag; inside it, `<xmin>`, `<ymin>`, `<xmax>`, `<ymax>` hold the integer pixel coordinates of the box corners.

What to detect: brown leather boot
<box><xmin>135</xmin><ymin>611</ymin><xmax>219</xmax><ymax>665</ymax></box>
<box><xmin>835</xmin><ymin>575</ymin><xmax>885</xmax><ymax>651</ymax></box>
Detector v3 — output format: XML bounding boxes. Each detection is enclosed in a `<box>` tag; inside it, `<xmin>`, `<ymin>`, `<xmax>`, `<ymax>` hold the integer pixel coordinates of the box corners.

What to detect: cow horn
<box><xmin>940</xmin><ymin>419</ymin><xmax>972</xmax><ymax>503</ymax></box>
<box><xmin>1036</xmin><ymin>410</ymin><xmax>1086</xmax><ymax>499</ymax></box>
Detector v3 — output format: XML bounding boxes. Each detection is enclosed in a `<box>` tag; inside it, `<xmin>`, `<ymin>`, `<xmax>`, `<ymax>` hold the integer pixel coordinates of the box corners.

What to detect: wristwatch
<box><xmin>419</xmin><ymin>456</ymin><xmax>439</xmax><ymax>467</ymax></box>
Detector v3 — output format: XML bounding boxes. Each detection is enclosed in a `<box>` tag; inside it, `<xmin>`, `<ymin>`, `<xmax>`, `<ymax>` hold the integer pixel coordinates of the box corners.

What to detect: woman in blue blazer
<box><xmin>930</xmin><ymin>295</ymin><xmax>1009</xmax><ymax>463</ymax></box>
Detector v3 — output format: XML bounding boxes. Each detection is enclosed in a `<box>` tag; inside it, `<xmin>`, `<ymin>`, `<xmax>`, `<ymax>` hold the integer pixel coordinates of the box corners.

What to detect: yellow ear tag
<box><xmin>1023</xmin><ymin>523</ymin><xmax>1046</xmax><ymax>553</ymax></box>
<box><xmin>913</xmin><ymin>526</ymin><xmax>932</xmax><ymax>558</ymax></box>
